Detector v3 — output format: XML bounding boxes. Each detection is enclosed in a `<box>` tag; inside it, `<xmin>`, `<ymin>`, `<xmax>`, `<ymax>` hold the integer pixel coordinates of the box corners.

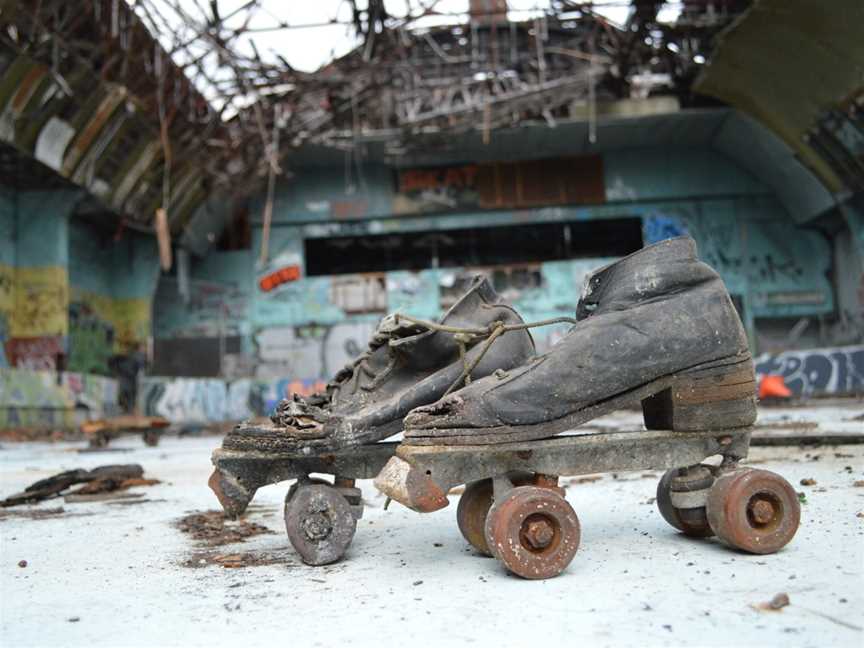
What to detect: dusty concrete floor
<box><xmin>1</xmin><ymin>409</ymin><xmax>863</xmax><ymax>648</ymax></box>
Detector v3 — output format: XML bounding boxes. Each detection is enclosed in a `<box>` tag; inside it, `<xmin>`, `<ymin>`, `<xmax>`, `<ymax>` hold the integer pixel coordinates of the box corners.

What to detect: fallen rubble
<box><xmin>175</xmin><ymin>510</ymin><xmax>274</xmax><ymax>546</ymax></box>
<box><xmin>0</xmin><ymin>465</ymin><xmax>159</xmax><ymax>507</ymax></box>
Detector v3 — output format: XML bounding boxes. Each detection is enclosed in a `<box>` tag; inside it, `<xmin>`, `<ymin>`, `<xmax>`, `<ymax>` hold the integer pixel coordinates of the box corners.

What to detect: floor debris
<box><xmin>174</xmin><ymin>510</ymin><xmax>274</xmax><ymax>546</ymax></box>
<box><xmin>0</xmin><ymin>465</ymin><xmax>158</xmax><ymax>507</ymax></box>
<box><xmin>753</xmin><ymin>593</ymin><xmax>791</xmax><ymax>611</ymax></box>
<box><xmin>182</xmin><ymin>551</ymin><xmax>292</xmax><ymax>569</ymax></box>
<box><xmin>0</xmin><ymin>507</ymin><xmax>78</xmax><ymax>521</ymax></box>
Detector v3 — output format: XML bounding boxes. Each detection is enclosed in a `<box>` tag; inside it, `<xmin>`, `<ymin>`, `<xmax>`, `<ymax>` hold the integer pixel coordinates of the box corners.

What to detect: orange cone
<box><xmin>759</xmin><ymin>374</ymin><xmax>792</xmax><ymax>400</ymax></box>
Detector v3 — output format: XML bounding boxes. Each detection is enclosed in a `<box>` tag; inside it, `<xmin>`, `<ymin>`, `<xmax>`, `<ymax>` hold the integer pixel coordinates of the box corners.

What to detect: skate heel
<box><xmin>641</xmin><ymin>356</ymin><xmax>757</xmax><ymax>431</ymax></box>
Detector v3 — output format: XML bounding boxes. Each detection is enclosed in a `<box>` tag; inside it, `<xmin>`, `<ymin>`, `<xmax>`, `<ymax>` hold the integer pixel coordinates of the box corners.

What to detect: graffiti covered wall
<box><xmin>147</xmin><ymin>145</ymin><xmax>858</xmax><ymax>423</ymax></box>
<box><xmin>68</xmin><ymin>290</ymin><xmax>151</xmax><ymax>375</ymax></box>
<box><xmin>755</xmin><ymin>345</ymin><xmax>864</xmax><ymax>397</ymax></box>
<box><xmin>0</xmin><ymin>367</ymin><xmax>118</xmax><ymax>428</ymax></box>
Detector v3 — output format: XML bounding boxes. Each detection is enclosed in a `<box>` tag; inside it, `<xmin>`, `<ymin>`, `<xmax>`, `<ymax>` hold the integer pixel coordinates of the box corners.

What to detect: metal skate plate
<box><xmin>394</xmin><ymin>427</ymin><xmax>751</xmax><ymax>496</ymax></box>
<box><xmin>210</xmin><ymin>442</ymin><xmax>398</xmax><ymax>515</ymax></box>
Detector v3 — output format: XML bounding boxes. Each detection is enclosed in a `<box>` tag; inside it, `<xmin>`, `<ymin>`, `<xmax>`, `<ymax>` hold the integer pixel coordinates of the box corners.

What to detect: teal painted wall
<box><xmin>152</xmin><ymin>144</ymin><xmax>842</xmax><ymax>390</ymax></box>
<box><xmin>0</xmin><ymin>185</ymin><xmax>160</xmax><ymax>377</ymax></box>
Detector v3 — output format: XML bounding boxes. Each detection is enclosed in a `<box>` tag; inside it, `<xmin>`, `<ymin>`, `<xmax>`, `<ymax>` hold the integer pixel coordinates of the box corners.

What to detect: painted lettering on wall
<box><xmin>393</xmin><ymin>165</ymin><xmax>481</xmax><ymax>214</ymax></box>
<box><xmin>755</xmin><ymin>345</ymin><xmax>864</xmax><ymax>396</ymax></box>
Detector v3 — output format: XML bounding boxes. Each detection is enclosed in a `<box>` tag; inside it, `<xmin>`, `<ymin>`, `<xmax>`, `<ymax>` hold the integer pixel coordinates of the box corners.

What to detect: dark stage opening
<box><xmin>304</xmin><ymin>217</ymin><xmax>643</xmax><ymax>276</ymax></box>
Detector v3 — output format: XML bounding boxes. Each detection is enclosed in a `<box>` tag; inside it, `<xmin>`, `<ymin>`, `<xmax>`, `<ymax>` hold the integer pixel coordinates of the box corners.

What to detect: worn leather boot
<box><xmin>403</xmin><ymin>237</ymin><xmax>757</xmax><ymax>445</ymax></box>
<box><xmin>222</xmin><ymin>276</ymin><xmax>535</xmax><ymax>453</ymax></box>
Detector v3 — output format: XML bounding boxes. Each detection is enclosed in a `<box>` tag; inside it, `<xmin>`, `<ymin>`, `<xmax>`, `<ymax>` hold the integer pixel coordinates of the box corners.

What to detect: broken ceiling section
<box><xmin>0</xmin><ymin>0</ymin><xmax>239</xmax><ymax>236</ymax></box>
<box><xmin>0</xmin><ymin>0</ymin><xmax>751</xmax><ymax>239</ymax></box>
<box><xmin>695</xmin><ymin>0</ymin><xmax>864</xmax><ymax>197</ymax></box>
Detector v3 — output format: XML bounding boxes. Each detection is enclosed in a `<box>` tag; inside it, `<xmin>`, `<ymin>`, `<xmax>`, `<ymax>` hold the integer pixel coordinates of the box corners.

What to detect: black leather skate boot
<box><xmin>402</xmin><ymin>237</ymin><xmax>757</xmax><ymax>445</ymax></box>
<box><xmin>222</xmin><ymin>276</ymin><xmax>535</xmax><ymax>453</ymax></box>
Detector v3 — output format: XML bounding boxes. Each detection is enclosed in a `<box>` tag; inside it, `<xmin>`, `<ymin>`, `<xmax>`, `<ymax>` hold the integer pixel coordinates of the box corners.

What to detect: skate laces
<box><xmin>272</xmin><ymin>312</ymin><xmax>581</xmax><ymax>428</ymax></box>
<box><xmin>271</xmin><ymin>317</ymin><xmax>427</xmax><ymax>428</ymax></box>
<box><xmin>327</xmin><ymin>314</ymin><xmax>427</xmax><ymax>400</ymax></box>
<box><xmin>393</xmin><ymin>313</ymin><xmax>580</xmax><ymax>397</ymax></box>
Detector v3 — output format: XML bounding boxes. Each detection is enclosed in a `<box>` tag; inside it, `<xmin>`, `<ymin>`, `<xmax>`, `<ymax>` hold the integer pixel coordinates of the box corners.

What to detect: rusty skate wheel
<box><xmin>656</xmin><ymin>468</ymin><xmax>714</xmax><ymax>538</ymax></box>
<box><xmin>285</xmin><ymin>484</ymin><xmax>357</xmax><ymax>566</ymax></box>
<box><xmin>706</xmin><ymin>469</ymin><xmax>800</xmax><ymax>554</ymax></box>
<box><xmin>285</xmin><ymin>477</ymin><xmax>329</xmax><ymax>505</ymax></box>
<box><xmin>457</xmin><ymin>479</ymin><xmax>495</xmax><ymax>556</ymax></box>
<box><xmin>484</xmin><ymin>486</ymin><xmax>580</xmax><ymax>579</ymax></box>
<box><xmin>457</xmin><ymin>473</ymin><xmax>534</xmax><ymax>556</ymax></box>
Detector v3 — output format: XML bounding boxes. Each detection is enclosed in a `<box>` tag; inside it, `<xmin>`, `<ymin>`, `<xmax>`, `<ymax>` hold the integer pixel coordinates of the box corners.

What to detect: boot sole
<box><xmin>403</xmin><ymin>353</ymin><xmax>757</xmax><ymax>445</ymax></box>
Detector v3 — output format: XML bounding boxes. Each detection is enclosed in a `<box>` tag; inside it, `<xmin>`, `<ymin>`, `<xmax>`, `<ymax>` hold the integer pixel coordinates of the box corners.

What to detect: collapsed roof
<box><xmin>4</xmin><ymin>0</ymin><xmax>859</xmax><ymax>242</ymax></box>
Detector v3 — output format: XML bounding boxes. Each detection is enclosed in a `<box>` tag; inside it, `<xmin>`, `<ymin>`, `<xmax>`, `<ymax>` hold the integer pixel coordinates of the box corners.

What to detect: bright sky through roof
<box><xmin>127</xmin><ymin>1</ymin><xmax>679</xmax><ymax>114</ymax></box>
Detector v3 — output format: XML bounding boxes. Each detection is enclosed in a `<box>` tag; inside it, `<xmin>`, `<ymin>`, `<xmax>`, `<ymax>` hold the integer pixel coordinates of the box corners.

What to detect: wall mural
<box><xmin>138</xmin><ymin>375</ymin><xmax>330</xmax><ymax>423</ymax></box>
<box><xmin>0</xmin><ymin>367</ymin><xmax>118</xmax><ymax>428</ymax></box>
<box><xmin>139</xmin><ymin>377</ymin><xmax>249</xmax><ymax>423</ymax></box>
<box><xmin>68</xmin><ymin>290</ymin><xmax>151</xmax><ymax>375</ymax></box>
<box><xmin>1</xmin><ymin>265</ymin><xmax>69</xmax><ymax>370</ymax></box>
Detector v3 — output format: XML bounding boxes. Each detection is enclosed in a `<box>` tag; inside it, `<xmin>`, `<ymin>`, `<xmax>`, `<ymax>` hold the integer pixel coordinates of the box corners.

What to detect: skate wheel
<box><xmin>656</xmin><ymin>468</ymin><xmax>714</xmax><ymax>538</ymax></box>
<box><xmin>457</xmin><ymin>473</ymin><xmax>534</xmax><ymax>556</ymax></box>
<box><xmin>284</xmin><ymin>484</ymin><xmax>357</xmax><ymax>565</ymax></box>
<box><xmin>285</xmin><ymin>477</ymin><xmax>329</xmax><ymax>505</ymax></box>
<box><xmin>143</xmin><ymin>431</ymin><xmax>160</xmax><ymax>446</ymax></box>
<box><xmin>706</xmin><ymin>469</ymin><xmax>800</xmax><ymax>554</ymax></box>
<box><xmin>457</xmin><ymin>479</ymin><xmax>495</xmax><ymax>556</ymax></box>
<box><xmin>483</xmin><ymin>486</ymin><xmax>580</xmax><ymax>579</ymax></box>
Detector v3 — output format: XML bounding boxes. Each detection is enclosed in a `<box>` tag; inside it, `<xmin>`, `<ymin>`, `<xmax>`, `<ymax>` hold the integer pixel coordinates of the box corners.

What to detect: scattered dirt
<box><xmin>752</xmin><ymin>593</ymin><xmax>790</xmax><ymax>612</ymax></box>
<box><xmin>800</xmin><ymin>478</ymin><xmax>817</xmax><ymax>486</ymax></box>
<box><xmin>853</xmin><ymin>480</ymin><xmax>864</xmax><ymax>488</ymax></box>
<box><xmin>1</xmin><ymin>507</ymin><xmax>63</xmax><ymax>521</ymax></box>
<box><xmin>175</xmin><ymin>510</ymin><xmax>275</xmax><ymax>546</ymax></box>
<box><xmin>568</xmin><ymin>475</ymin><xmax>603</xmax><ymax>485</ymax></box>
<box><xmin>182</xmin><ymin>551</ymin><xmax>292</xmax><ymax>569</ymax></box>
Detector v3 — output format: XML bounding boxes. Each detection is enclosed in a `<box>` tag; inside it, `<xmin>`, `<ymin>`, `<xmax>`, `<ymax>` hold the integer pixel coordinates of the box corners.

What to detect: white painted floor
<box><xmin>1</xmin><ymin>413</ymin><xmax>863</xmax><ymax>648</ymax></box>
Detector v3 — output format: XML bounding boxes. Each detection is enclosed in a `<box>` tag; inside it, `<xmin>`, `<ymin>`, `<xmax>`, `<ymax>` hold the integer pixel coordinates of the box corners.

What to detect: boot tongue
<box><xmin>576</xmin><ymin>236</ymin><xmax>699</xmax><ymax>318</ymax></box>
<box><xmin>391</xmin><ymin>275</ymin><xmax>498</xmax><ymax>364</ymax></box>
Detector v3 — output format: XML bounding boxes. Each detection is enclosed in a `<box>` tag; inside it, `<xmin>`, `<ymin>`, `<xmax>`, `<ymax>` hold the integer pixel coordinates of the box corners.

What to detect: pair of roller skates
<box><xmin>209</xmin><ymin>237</ymin><xmax>801</xmax><ymax>579</ymax></box>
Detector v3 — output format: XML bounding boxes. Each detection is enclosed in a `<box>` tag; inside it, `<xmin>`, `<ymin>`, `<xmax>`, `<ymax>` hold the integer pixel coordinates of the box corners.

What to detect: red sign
<box><xmin>259</xmin><ymin>265</ymin><xmax>301</xmax><ymax>292</ymax></box>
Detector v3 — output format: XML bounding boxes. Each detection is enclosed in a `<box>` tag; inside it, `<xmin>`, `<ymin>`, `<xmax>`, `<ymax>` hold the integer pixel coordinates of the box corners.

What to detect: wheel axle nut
<box><xmin>302</xmin><ymin>512</ymin><xmax>333</xmax><ymax>541</ymax></box>
<box><xmin>524</xmin><ymin>518</ymin><xmax>555</xmax><ymax>549</ymax></box>
<box><xmin>749</xmin><ymin>498</ymin><xmax>775</xmax><ymax>525</ymax></box>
